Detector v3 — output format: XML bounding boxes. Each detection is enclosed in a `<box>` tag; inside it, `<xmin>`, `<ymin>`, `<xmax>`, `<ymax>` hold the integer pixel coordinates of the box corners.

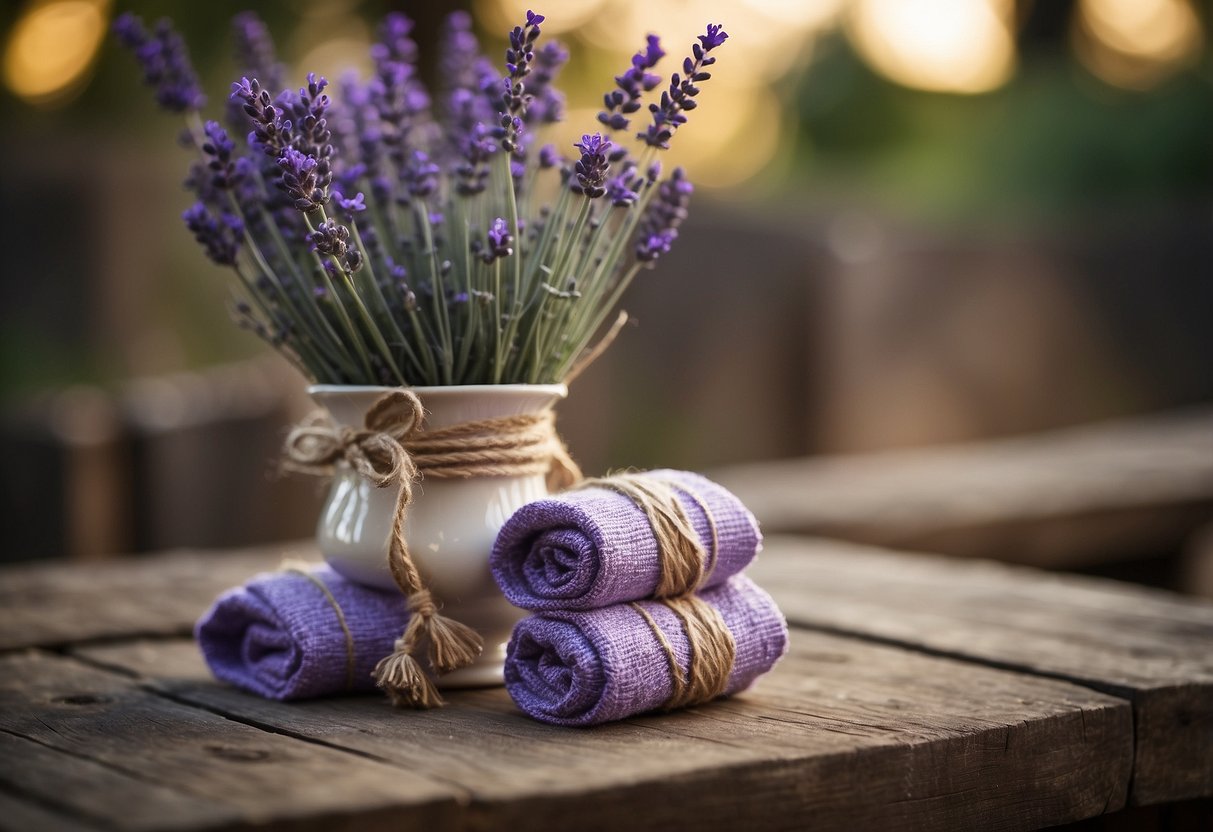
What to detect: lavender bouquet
<box><xmin>114</xmin><ymin>10</ymin><xmax>727</xmax><ymax>386</ymax></box>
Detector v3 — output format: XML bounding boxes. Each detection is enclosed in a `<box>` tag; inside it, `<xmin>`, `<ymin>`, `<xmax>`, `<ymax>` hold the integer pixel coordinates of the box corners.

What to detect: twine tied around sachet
<box><xmin>575</xmin><ymin>472</ymin><xmax>738</xmax><ymax>709</ymax></box>
<box><xmin>283</xmin><ymin>389</ymin><xmax>581</xmax><ymax>708</ymax></box>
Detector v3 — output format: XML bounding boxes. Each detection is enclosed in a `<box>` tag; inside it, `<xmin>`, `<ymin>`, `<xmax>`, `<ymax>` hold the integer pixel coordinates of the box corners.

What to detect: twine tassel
<box><xmin>374</xmin><ymin>636</ymin><xmax>444</xmax><ymax>708</ymax></box>
<box><xmin>426</xmin><ymin>612</ymin><xmax>484</xmax><ymax>674</ymax></box>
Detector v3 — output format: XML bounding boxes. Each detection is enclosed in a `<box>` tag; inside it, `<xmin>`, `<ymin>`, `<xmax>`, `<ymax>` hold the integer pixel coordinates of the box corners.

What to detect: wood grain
<box><xmin>0</xmin><ymin>650</ymin><xmax>460</xmax><ymax>832</ymax></box>
<box><xmin>715</xmin><ymin>407</ymin><xmax>1213</xmax><ymax>568</ymax></box>
<box><xmin>0</xmin><ymin>545</ymin><xmax>298</xmax><ymax>650</ymax></box>
<box><xmin>72</xmin><ymin>630</ymin><xmax>1132</xmax><ymax>832</ymax></box>
<box><xmin>749</xmin><ymin>536</ymin><xmax>1213</xmax><ymax>806</ymax></box>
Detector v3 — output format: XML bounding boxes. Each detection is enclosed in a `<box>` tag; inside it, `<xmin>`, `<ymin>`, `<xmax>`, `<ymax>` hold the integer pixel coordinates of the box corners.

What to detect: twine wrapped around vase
<box><xmin>283</xmin><ymin>389</ymin><xmax>581</xmax><ymax>708</ymax></box>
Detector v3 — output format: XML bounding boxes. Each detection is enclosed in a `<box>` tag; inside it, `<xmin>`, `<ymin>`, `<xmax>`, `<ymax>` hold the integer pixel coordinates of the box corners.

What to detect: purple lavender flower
<box><xmin>455</xmin><ymin>122</ymin><xmax>497</xmax><ymax>196</ymax></box>
<box><xmin>538</xmin><ymin>143</ymin><xmax>562</xmax><ymax>169</ymax></box>
<box><xmin>373</xmin><ymin>12</ymin><xmax>419</xmax><ymax>66</ymax></box>
<box><xmin>232</xmin><ymin>12</ymin><xmax>286</xmax><ymax>91</ymax></box>
<box><xmin>293</xmin><ymin>73</ymin><xmax>334</xmax><ymax>161</ymax></box>
<box><xmin>231</xmin><ymin>77</ymin><xmax>293</xmax><ymax>157</ymax></box>
<box><xmin>183</xmin><ymin>202</ymin><xmax>242</xmax><ymax>265</ymax></box>
<box><xmin>639</xmin><ymin>24</ymin><xmax>727</xmax><ymax>150</ymax></box>
<box><xmin>572</xmin><ymin>133</ymin><xmax>611</xmax><ymax>199</ymax></box>
<box><xmin>482</xmin><ymin>217</ymin><xmax>514</xmax><ymax>263</ymax></box>
<box><xmin>332</xmin><ymin>190</ymin><xmax>366</xmax><ymax>220</ymax></box>
<box><xmin>606</xmin><ymin>170</ymin><xmax>640</xmax><ymax>207</ymax></box>
<box><xmin>113</xmin><ymin>13</ymin><xmax>205</xmax><ymax>113</ymax></box>
<box><xmin>227</xmin><ymin>12</ymin><xmax>285</xmax><ymax>130</ymax></box>
<box><xmin>370</xmin><ymin>52</ymin><xmax>430</xmax><ymax>174</ymax></box>
<box><xmin>598</xmin><ymin>35</ymin><xmax>664</xmax><ymax>132</ymax></box>
<box><xmin>402</xmin><ymin>150</ymin><xmax>440</xmax><ymax>199</ymax></box>
<box><xmin>439</xmin><ymin>11</ymin><xmax>482</xmax><ymax>93</ymax></box>
<box><xmin>277</xmin><ymin>147</ymin><xmax>329</xmax><ymax>212</ymax></box>
<box><xmin>525</xmin><ymin>41</ymin><xmax>568</xmax><ymax>126</ymax></box>
<box><xmin>496</xmin><ymin>10</ymin><xmax>544</xmax><ymax>152</ymax></box>
<box><xmin>635</xmin><ymin>166</ymin><xmax>692</xmax><ymax>263</ymax></box>
<box><xmin>199</xmin><ymin>121</ymin><xmax>241</xmax><ymax>190</ymax></box>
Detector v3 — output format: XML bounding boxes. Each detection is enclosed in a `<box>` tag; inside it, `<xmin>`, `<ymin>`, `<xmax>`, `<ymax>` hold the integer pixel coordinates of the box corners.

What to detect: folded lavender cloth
<box><xmin>195</xmin><ymin>565</ymin><xmax>406</xmax><ymax>700</ymax></box>
<box><xmin>504</xmin><ymin>575</ymin><xmax>787</xmax><ymax>726</ymax></box>
<box><xmin>491</xmin><ymin>469</ymin><xmax>762</xmax><ymax>611</ymax></box>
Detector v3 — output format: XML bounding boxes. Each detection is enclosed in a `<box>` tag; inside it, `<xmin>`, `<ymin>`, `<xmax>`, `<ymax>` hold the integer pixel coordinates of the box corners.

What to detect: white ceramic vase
<box><xmin>309</xmin><ymin>383</ymin><xmax>567</xmax><ymax>688</ymax></box>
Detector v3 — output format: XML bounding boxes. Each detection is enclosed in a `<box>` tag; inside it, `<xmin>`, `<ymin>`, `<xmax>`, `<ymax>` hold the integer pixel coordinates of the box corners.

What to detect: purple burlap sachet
<box><xmin>504</xmin><ymin>575</ymin><xmax>788</xmax><ymax>727</ymax></box>
<box><xmin>490</xmin><ymin>469</ymin><xmax>762</xmax><ymax>611</ymax></box>
<box><xmin>195</xmin><ymin>565</ymin><xmax>407</xmax><ymax>700</ymax></box>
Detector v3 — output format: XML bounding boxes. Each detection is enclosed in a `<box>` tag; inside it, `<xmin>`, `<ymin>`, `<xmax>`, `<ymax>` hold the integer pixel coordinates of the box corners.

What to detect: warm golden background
<box><xmin>1</xmin><ymin>0</ymin><xmax>1210</xmax><ymax>573</ymax></box>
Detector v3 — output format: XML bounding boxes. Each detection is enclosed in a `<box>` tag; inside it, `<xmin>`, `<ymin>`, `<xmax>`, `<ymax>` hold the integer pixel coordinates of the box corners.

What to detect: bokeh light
<box><xmin>476</xmin><ymin>0</ymin><xmax>609</xmax><ymax>36</ymax></box>
<box><xmin>847</xmin><ymin>0</ymin><xmax>1016</xmax><ymax>94</ymax></box>
<box><xmin>1072</xmin><ymin>0</ymin><xmax>1204</xmax><ymax>90</ymax></box>
<box><xmin>3</xmin><ymin>0</ymin><xmax>110</xmax><ymax>107</ymax></box>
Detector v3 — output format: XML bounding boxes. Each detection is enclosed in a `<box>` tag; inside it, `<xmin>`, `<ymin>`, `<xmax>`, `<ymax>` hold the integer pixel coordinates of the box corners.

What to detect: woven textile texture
<box><xmin>490</xmin><ymin>469</ymin><xmax>762</xmax><ymax>611</ymax></box>
<box><xmin>196</xmin><ymin>566</ymin><xmax>407</xmax><ymax>700</ymax></box>
<box><xmin>504</xmin><ymin>575</ymin><xmax>788</xmax><ymax>726</ymax></box>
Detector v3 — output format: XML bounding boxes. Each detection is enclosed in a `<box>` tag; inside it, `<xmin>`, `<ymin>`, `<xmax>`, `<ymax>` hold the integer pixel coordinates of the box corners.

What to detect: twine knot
<box><xmin>284</xmin><ymin>389</ymin><xmax>580</xmax><ymax>708</ymax></box>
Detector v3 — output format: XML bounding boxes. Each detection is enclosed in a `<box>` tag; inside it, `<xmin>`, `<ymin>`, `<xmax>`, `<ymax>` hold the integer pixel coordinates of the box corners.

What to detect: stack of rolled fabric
<box><xmin>490</xmin><ymin>469</ymin><xmax>788</xmax><ymax>726</ymax></box>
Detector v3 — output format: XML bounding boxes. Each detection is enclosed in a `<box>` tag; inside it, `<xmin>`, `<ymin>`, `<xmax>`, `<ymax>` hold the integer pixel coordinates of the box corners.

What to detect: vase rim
<box><xmin>308</xmin><ymin>383</ymin><xmax>568</xmax><ymax>399</ymax></box>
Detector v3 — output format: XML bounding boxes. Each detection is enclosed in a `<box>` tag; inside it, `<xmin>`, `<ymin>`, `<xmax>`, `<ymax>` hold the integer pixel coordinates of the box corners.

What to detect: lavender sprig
<box><xmin>113</xmin><ymin>13</ymin><xmax>204</xmax><ymax>113</ymax></box>
<box><xmin>599</xmin><ymin>35</ymin><xmax>664</xmax><ymax>132</ymax></box>
<box><xmin>639</xmin><ymin>24</ymin><xmax>727</xmax><ymax>150</ymax></box>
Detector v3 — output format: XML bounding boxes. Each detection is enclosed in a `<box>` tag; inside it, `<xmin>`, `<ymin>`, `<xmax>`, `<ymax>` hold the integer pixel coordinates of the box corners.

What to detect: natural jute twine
<box><xmin>283</xmin><ymin>389</ymin><xmax>581</xmax><ymax>708</ymax></box>
<box><xmin>281</xmin><ymin>561</ymin><xmax>357</xmax><ymax>692</ymax></box>
<box><xmin>576</xmin><ymin>472</ymin><xmax>737</xmax><ymax>709</ymax></box>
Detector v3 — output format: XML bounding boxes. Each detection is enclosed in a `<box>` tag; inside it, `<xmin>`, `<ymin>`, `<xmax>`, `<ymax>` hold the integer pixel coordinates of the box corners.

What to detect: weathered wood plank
<box><xmin>749</xmin><ymin>536</ymin><xmax>1213</xmax><ymax>806</ymax></box>
<box><xmin>0</xmin><ymin>546</ymin><xmax>292</xmax><ymax>650</ymax></box>
<box><xmin>0</xmin><ymin>650</ymin><xmax>460</xmax><ymax>832</ymax></box>
<box><xmin>715</xmin><ymin>407</ymin><xmax>1213</xmax><ymax>568</ymax></box>
<box><xmin>0</xmin><ymin>790</ymin><xmax>103</xmax><ymax>832</ymax></box>
<box><xmin>74</xmin><ymin>630</ymin><xmax>1132</xmax><ymax>832</ymax></box>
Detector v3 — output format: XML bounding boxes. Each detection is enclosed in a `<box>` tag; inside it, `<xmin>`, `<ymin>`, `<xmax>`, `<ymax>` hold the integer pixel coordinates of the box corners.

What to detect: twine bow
<box><xmin>285</xmin><ymin>389</ymin><xmax>581</xmax><ymax>708</ymax></box>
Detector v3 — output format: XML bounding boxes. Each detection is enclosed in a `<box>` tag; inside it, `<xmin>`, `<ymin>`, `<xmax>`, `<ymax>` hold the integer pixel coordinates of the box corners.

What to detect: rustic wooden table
<box><xmin>3</xmin><ymin>537</ymin><xmax>1211</xmax><ymax>831</ymax></box>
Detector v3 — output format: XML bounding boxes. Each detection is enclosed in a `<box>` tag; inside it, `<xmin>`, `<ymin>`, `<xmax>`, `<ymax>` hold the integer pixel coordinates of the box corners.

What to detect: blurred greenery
<box><xmin>793</xmin><ymin>32</ymin><xmax>1213</xmax><ymax>224</ymax></box>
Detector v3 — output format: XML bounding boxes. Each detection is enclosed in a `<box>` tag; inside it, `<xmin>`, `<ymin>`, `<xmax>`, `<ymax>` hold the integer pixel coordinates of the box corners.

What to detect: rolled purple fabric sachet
<box><xmin>490</xmin><ymin>469</ymin><xmax>762</xmax><ymax>611</ymax></box>
<box><xmin>195</xmin><ymin>565</ymin><xmax>407</xmax><ymax>700</ymax></box>
<box><xmin>504</xmin><ymin>574</ymin><xmax>788</xmax><ymax>727</ymax></box>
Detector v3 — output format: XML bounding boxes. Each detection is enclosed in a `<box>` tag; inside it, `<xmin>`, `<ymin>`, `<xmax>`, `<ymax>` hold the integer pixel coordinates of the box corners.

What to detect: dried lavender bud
<box><xmin>345</xmin><ymin>248</ymin><xmax>363</xmax><ymax>273</ymax></box>
<box><xmin>183</xmin><ymin>202</ymin><xmax>242</xmax><ymax>265</ymax></box>
<box><xmin>635</xmin><ymin>166</ymin><xmax>692</xmax><ymax>263</ymax></box>
<box><xmin>606</xmin><ymin>170</ymin><xmax>639</xmax><ymax>207</ymax></box>
<box><xmin>482</xmin><ymin>217</ymin><xmax>514</xmax><ymax>263</ymax></box>
<box><xmin>277</xmin><ymin>147</ymin><xmax>329</xmax><ymax>212</ymax></box>
<box><xmin>455</xmin><ymin>122</ymin><xmax>497</xmax><ymax>196</ymax></box>
<box><xmin>293</xmin><ymin>73</ymin><xmax>335</xmax><ymax>163</ymax></box>
<box><xmin>572</xmin><ymin>133</ymin><xmax>610</xmax><ymax>199</ymax></box>
<box><xmin>232</xmin><ymin>77</ymin><xmax>293</xmax><ymax>157</ymax></box>
<box><xmin>639</xmin><ymin>24</ymin><xmax>727</xmax><ymax>150</ymax></box>
<box><xmin>309</xmin><ymin>218</ymin><xmax>350</xmax><ymax>258</ymax></box>
<box><xmin>113</xmin><ymin>13</ymin><xmax>205</xmax><ymax>113</ymax></box>
<box><xmin>402</xmin><ymin>149</ymin><xmax>440</xmax><ymax>199</ymax></box>
<box><xmin>598</xmin><ymin>35</ymin><xmax>664</xmax><ymax>132</ymax></box>
<box><xmin>200</xmin><ymin>121</ymin><xmax>241</xmax><ymax>190</ymax></box>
